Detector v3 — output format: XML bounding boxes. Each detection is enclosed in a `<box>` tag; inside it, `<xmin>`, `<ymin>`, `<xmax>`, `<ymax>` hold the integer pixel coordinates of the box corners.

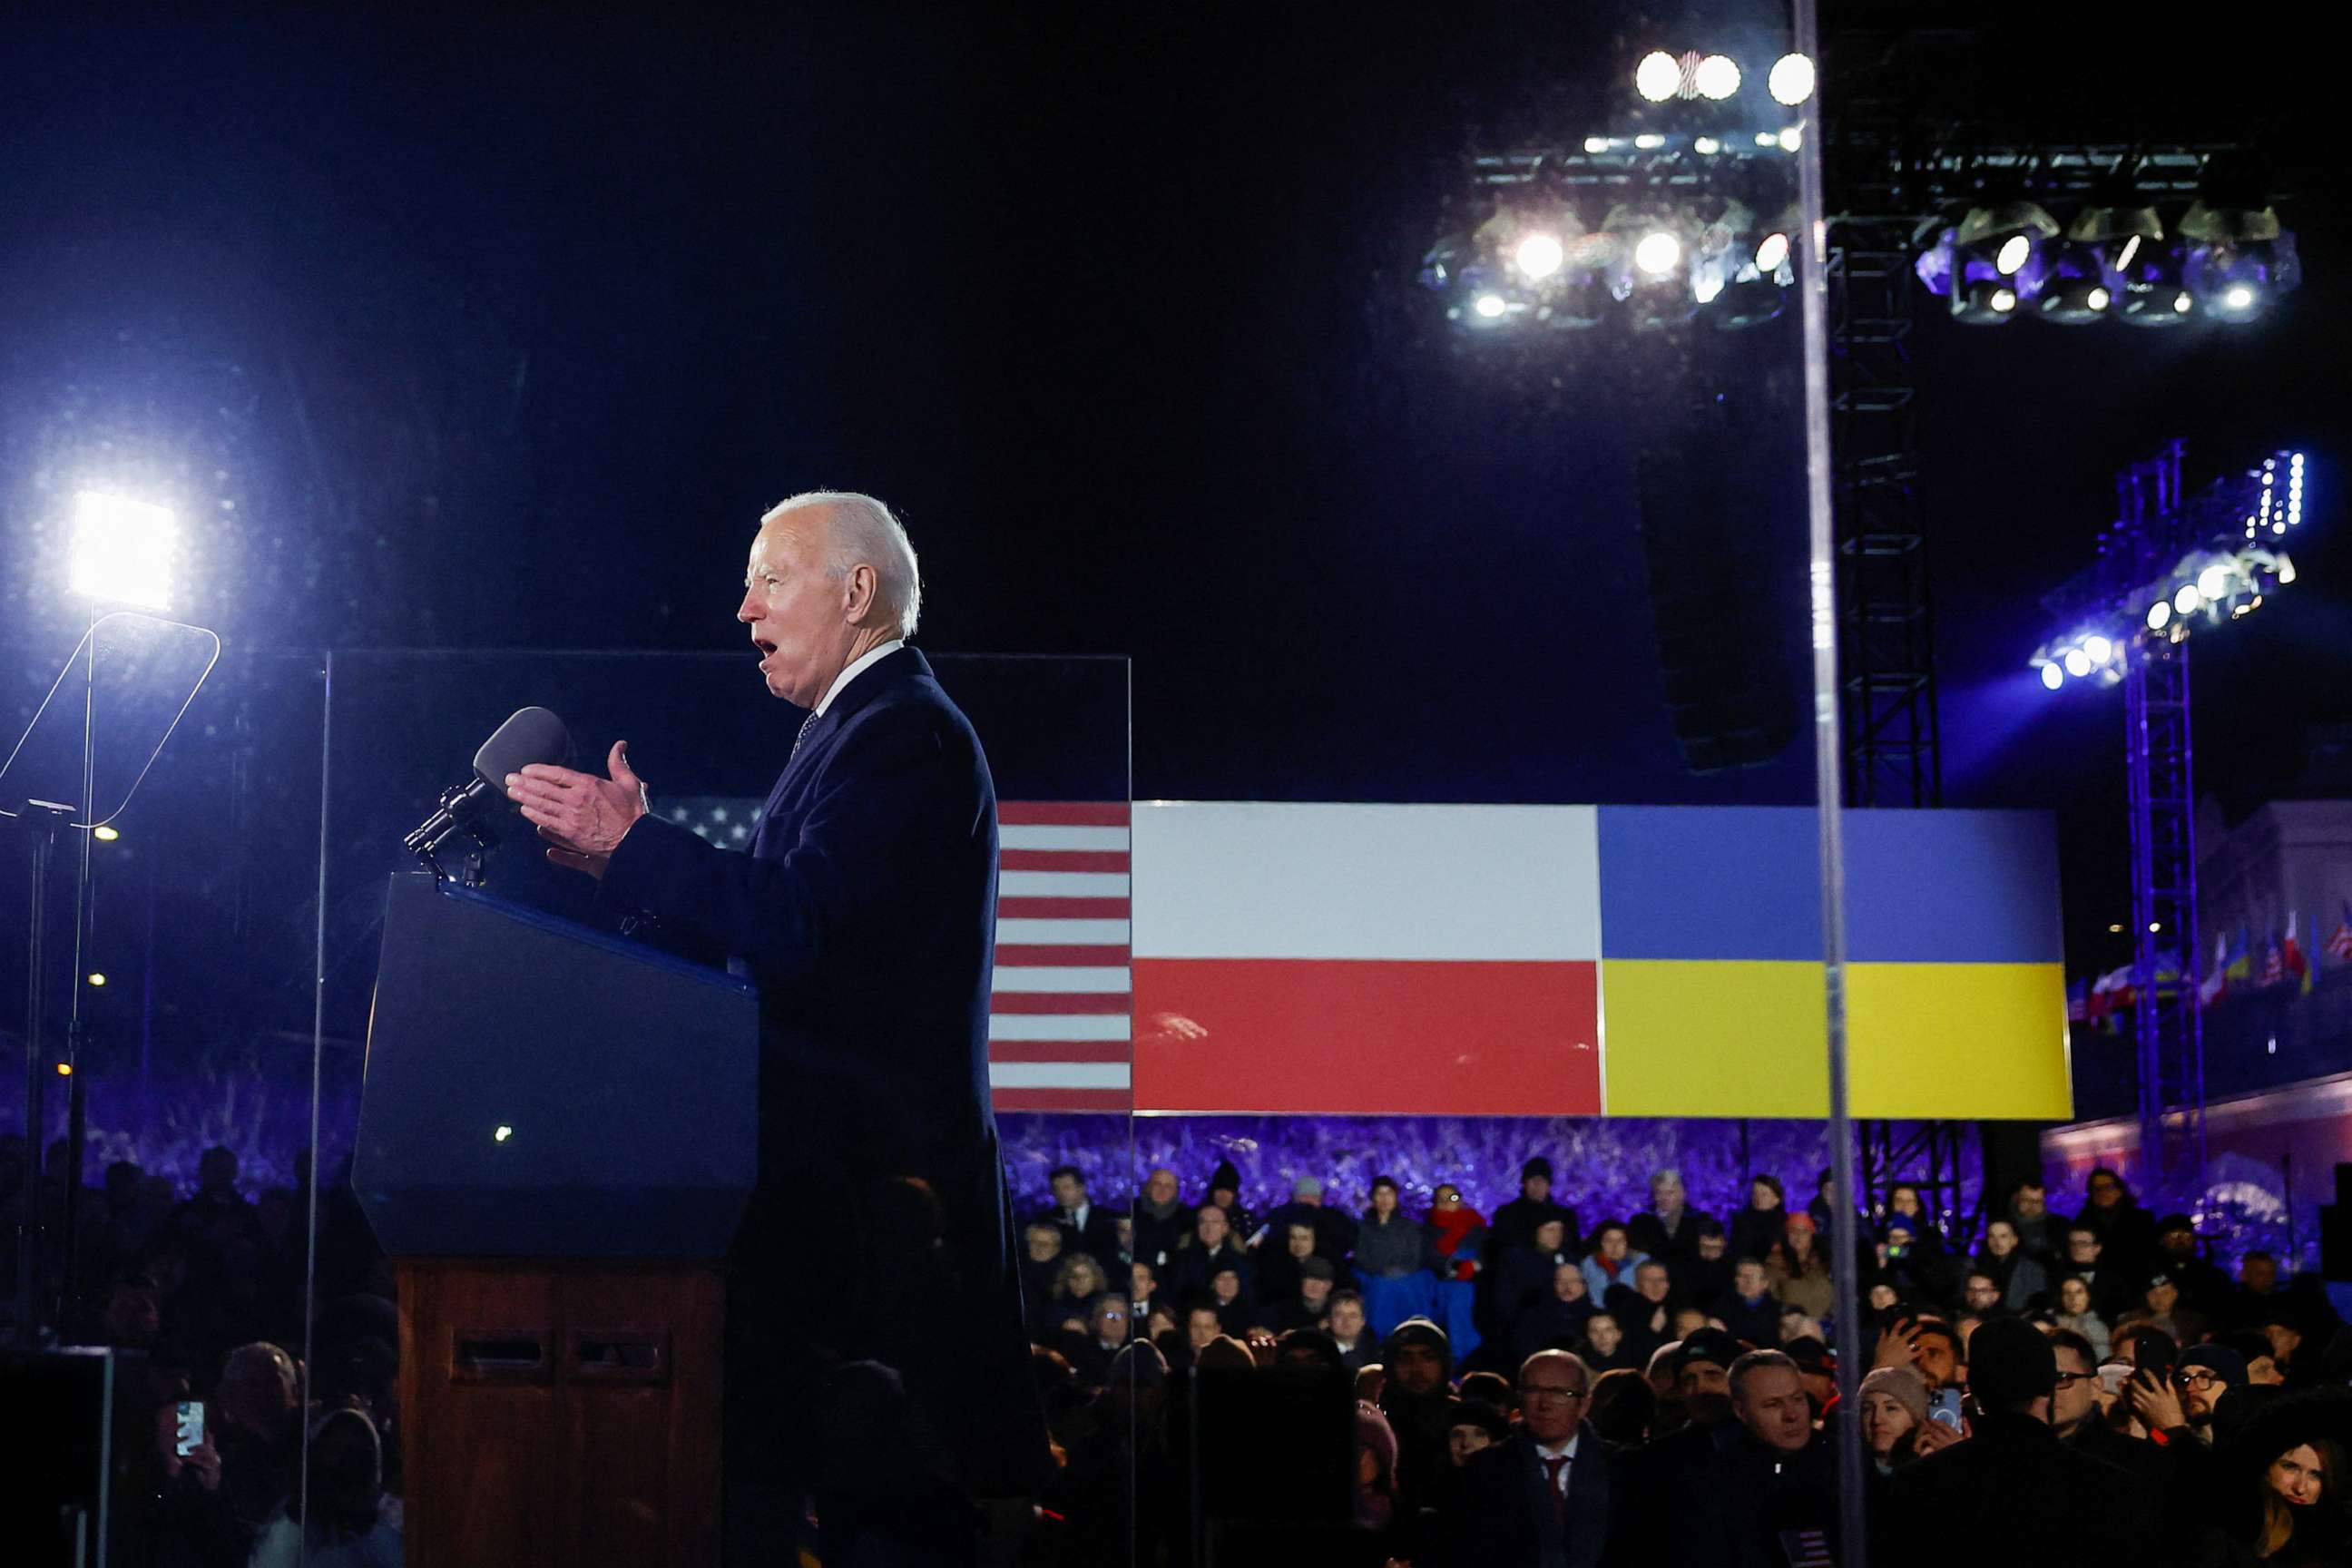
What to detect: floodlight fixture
<box><xmin>1514</xmin><ymin>232</ymin><xmax>1567</xmax><ymax>279</ymax></box>
<box><xmin>1768</xmin><ymin>53</ymin><xmax>1815</xmax><ymax>105</ymax></box>
<box><xmin>1694</xmin><ymin>54</ymin><xmax>1740</xmax><ymax>100</ymax></box>
<box><xmin>2146</xmin><ymin>599</ymin><xmax>2171</xmax><ymax>631</ymax></box>
<box><xmin>71</xmin><ymin>492</ymin><xmax>177</xmax><ymax>610</ymax></box>
<box><xmin>1634</xmin><ymin>51</ymin><xmax>1681</xmax><ymax>102</ymax></box>
<box><xmin>1634</xmin><ymin>231</ymin><xmax>1681</xmax><ymax>276</ymax></box>
<box><xmin>2041</xmin><ymin>662</ymin><xmax>2066</xmax><ymax>691</ymax></box>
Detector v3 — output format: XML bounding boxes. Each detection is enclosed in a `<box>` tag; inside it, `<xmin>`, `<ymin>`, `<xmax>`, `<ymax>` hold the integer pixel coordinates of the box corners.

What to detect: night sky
<box><xmin>3</xmin><ymin>3</ymin><xmax>2346</xmax><ymax>978</ymax></box>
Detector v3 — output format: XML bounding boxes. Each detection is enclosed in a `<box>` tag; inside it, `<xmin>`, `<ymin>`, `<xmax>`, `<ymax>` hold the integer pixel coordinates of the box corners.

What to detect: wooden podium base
<box><xmin>397</xmin><ymin>1259</ymin><xmax>724</xmax><ymax>1568</ymax></box>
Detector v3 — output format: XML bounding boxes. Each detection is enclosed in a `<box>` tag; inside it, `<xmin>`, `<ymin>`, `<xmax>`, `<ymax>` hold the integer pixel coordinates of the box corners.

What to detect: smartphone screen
<box><xmin>2133</xmin><ymin>1336</ymin><xmax>2176</xmax><ymax>1383</ymax></box>
<box><xmin>175</xmin><ymin>1400</ymin><xmax>205</xmax><ymax>1457</ymax></box>
<box><xmin>1927</xmin><ymin>1387</ymin><xmax>1965</xmax><ymax>1428</ymax></box>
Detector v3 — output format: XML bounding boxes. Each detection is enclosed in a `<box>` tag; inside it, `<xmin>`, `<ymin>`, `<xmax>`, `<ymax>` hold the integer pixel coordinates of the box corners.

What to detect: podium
<box><xmin>352</xmin><ymin>875</ymin><xmax>759</xmax><ymax>1568</ymax></box>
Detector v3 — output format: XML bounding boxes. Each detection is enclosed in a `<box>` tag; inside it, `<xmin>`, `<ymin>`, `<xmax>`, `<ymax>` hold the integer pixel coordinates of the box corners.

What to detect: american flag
<box><xmin>990</xmin><ymin>802</ymin><xmax>1133</xmax><ymax>1112</ymax></box>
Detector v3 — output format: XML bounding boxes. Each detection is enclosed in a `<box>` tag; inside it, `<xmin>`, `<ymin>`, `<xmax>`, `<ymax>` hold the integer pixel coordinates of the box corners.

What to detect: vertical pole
<box><xmin>1793</xmin><ymin>5</ymin><xmax>1870</xmax><ymax>1560</ymax></box>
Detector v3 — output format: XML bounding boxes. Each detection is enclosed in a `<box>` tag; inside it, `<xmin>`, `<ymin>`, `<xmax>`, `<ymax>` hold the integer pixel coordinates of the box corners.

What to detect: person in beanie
<box><xmin>1377</xmin><ymin>1317</ymin><xmax>1457</xmax><ymax>1516</ymax></box>
<box><xmin>1200</xmin><ymin>1160</ymin><xmax>1253</xmax><ymax>1240</ymax></box>
<box><xmin>1857</xmin><ymin>1366</ymin><xmax>1929</xmax><ymax>1475</ymax></box>
<box><xmin>1492</xmin><ymin>1157</ymin><xmax>1582</xmax><ymax>1259</ymax></box>
<box><xmin>1883</xmin><ymin>1316</ymin><xmax>2161</xmax><ymax>1565</ymax></box>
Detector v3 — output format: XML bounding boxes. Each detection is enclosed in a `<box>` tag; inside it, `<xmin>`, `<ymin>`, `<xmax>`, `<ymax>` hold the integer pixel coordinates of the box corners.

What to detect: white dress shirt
<box><xmin>814</xmin><ymin>639</ymin><xmax>906</xmax><ymax>717</ymax></box>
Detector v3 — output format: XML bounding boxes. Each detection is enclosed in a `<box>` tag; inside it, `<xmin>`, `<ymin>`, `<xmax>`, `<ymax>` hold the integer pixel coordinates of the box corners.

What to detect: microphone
<box><xmin>403</xmin><ymin>706</ymin><xmax>575</xmax><ymax>870</ymax></box>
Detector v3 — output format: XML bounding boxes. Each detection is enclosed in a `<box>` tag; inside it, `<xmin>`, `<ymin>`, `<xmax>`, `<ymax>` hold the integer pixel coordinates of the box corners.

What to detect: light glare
<box><xmin>1634</xmin><ymin>231</ymin><xmax>1681</xmax><ymax>276</ymax></box>
<box><xmin>1755</xmin><ymin>232</ymin><xmax>1789</xmax><ymax>273</ymax></box>
<box><xmin>1994</xmin><ymin>235</ymin><xmax>2031</xmax><ymax>275</ymax></box>
<box><xmin>2083</xmin><ymin>635</ymin><xmax>2112</xmax><ymax>664</ymax></box>
<box><xmin>71</xmin><ymin>493</ymin><xmax>176</xmax><ymax>610</ymax></box>
<box><xmin>2197</xmin><ymin>564</ymin><xmax>2230</xmax><ymax>599</ymax></box>
<box><xmin>2173</xmin><ymin>583</ymin><xmax>2202</xmax><ymax>615</ymax></box>
<box><xmin>2063</xmin><ymin>648</ymin><xmax>2092</xmax><ymax>678</ymax></box>
<box><xmin>2040</xmin><ymin>662</ymin><xmax>2065</xmax><ymax>691</ymax></box>
<box><xmin>1634</xmin><ymin>51</ymin><xmax>1681</xmax><ymax>102</ymax></box>
<box><xmin>1768</xmin><ymin>53</ymin><xmax>1816</xmax><ymax>105</ymax></box>
<box><xmin>1514</xmin><ymin>233</ymin><xmax>1566</xmax><ymax>279</ymax></box>
<box><xmin>1694</xmin><ymin>54</ymin><xmax>1740</xmax><ymax>100</ymax></box>
<box><xmin>2146</xmin><ymin>600</ymin><xmax>2171</xmax><ymax>630</ymax></box>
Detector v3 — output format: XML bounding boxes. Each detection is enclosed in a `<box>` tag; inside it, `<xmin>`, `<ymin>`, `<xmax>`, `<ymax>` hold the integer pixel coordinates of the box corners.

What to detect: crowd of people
<box><xmin>2</xmin><ymin>1136</ymin><xmax>397</xmax><ymax>1566</ymax></box>
<box><xmin>1020</xmin><ymin>1156</ymin><xmax>2352</xmax><ymax>1566</ymax></box>
<box><xmin>11</xmin><ymin>1132</ymin><xmax>2352</xmax><ymax>1565</ymax></box>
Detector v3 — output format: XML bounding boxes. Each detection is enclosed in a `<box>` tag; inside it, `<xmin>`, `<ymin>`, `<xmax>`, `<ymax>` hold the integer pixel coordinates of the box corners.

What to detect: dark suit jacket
<box><xmin>1448</xmin><ymin>1426</ymin><xmax>1614</xmax><ymax>1568</ymax></box>
<box><xmin>1883</xmin><ymin>1411</ymin><xmax>2161</xmax><ymax>1566</ymax></box>
<box><xmin>600</xmin><ymin>646</ymin><xmax>1049</xmax><ymax>1495</ymax></box>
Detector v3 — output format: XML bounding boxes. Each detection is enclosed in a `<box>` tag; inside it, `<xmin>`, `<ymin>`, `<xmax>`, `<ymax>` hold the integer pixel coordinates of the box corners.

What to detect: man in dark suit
<box><xmin>508</xmin><ymin>490</ymin><xmax>1051</xmax><ymax>1559</ymax></box>
<box><xmin>1448</xmin><ymin>1348</ymin><xmax>1614</xmax><ymax>1568</ymax></box>
<box><xmin>1881</xmin><ymin>1316</ymin><xmax>2161</xmax><ymax>1566</ymax></box>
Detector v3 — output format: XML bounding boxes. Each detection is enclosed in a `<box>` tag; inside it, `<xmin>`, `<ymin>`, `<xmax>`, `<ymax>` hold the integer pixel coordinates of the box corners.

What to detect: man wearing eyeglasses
<box><xmin>1447</xmin><ymin>1349</ymin><xmax>1615</xmax><ymax>1568</ymax></box>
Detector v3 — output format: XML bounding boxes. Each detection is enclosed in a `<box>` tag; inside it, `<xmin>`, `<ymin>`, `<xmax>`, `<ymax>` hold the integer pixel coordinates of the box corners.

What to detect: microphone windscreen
<box><xmin>473</xmin><ymin>707</ymin><xmax>575</xmax><ymax>784</ymax></box>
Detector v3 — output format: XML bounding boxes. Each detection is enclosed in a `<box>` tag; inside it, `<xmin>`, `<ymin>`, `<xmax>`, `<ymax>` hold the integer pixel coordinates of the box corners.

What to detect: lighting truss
<box><xmin>2032</xmin><ymin>448</ymin><xmax>2308</xmax><ymax>691</ymax></box>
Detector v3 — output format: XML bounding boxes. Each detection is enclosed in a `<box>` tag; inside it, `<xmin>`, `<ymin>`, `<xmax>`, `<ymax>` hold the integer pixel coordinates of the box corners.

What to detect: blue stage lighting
<box><xmin>2041</xmin><ymin>662</ymin><xmax>2065</xmax><ymax>691</ymax></box>
<box><xmin>2178</xmin><ymin>198</ymin><xmax>2301</xmax><ymax>322</ymax></box>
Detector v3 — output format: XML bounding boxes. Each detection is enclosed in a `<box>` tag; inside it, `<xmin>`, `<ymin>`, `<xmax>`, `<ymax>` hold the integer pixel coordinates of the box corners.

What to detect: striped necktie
<box><xmin>790</xmin><ymin>710</ymin><xmax>818</xmax><ymax>761</ymax></box>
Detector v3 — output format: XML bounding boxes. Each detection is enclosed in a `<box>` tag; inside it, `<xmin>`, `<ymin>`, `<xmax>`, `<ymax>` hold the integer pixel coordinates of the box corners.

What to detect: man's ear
<box><xmin>841</xmin><ymin>562</ymin><xmax>877</xmax><ymax>622</ymax></box>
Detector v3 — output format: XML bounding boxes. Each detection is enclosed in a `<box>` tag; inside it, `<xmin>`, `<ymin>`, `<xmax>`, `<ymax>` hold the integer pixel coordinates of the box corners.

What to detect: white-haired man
<box><xmin>507</xmin><ymin>490</ymin><xmax>1049</xmax><ymax>1555</ymax></box>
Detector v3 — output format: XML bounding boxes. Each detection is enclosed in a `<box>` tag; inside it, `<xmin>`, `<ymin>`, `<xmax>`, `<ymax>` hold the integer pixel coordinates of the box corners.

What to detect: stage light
<box><xmin>2063</xmin><ymin>648</ymin><xmax>2092</xmax><ymax>678</ymax></box>
<box><xmin>1694</xmin><ymin>54</ymin><xmax>1740</xmax><ymax>100</ymax></box>
<box><xmin>1694</xmin><ymin>136</ymin><xmax>1721</xmax><ymax>155</ymax></box>
<box><xmin>2279</xmin><ymin>557</ymin><xmax>2297</xmax><ymax>583</ymax></box>
<box><xmin>2083</xmin><ymin>634</ymin><xmax>2113</xmax><ymax>664</ymax></box>
<box><xmin>1778</xmin><ymin>126</ymin><xmax>1802</xmax><ymax>152</ymax></box>
<box><xmin>2041</xmin><ymin>662</ymin><xmax>2065</xmax><ymax>691</ymax></box>
<box><xmin>1515</xmin><ymin>233</ymin><xmax>1566</xmax><ymax>280</ymax></box>
<box><xmin>1583</xmin><ymin>136</ymin><xmax>1610</xmax><ymax>153</ymax></box>
<box><xmin>55</xmin><ymin>1063</ymin><xmax>72</xmax><ymax>1077</ymax></box>
<box><xmin>2179</xmin><ymin>195</ymin><xmax>2301</xmax><ymax>321</ymax></box>
<box><xmin>495</xmin><ymin>1124</ymin><xmax>514</xmax><ymax>1142</ymax></box>
<box><xmin>1634</xmin><ymin>232</ymin><xmax>1680</xmax><ymax>275</ymax></box>
<box><xmin>1755</xmin><ymin>232</ymin><xmax>1790</xmax><ymax>273</ymax></box>
<box><xmin>2147</xmin><ymin>599</ymin><xmax>2171</xmax><ymax>630</ymax></box>
<box><xmin>1995</xmin><ymin>236</ymin><xmax>2031</xmax><ymax>275</ymax></box>
<box><xmin>1990</xmin><ymin>288</ymin><xmax>2017</xmax><ymax>313</ymax></box>
<box><xmin>88</xmin><ymin>973</ymin><xmax>107</xmax><ymax>987</ymax></box>
<box><xmin>1473</xmin><ymin>291</ymin><xmax>1508</xmax><ymax>320</ymax></box>
<box><xmin>2174</xmin><ymin>583</ymin><xmax>2203</xmax><ymax>615</ymax></box>
<box><xmin>2197</xmin><ymin>562</ymin><xmax>2231</xmax><ymax>600</ymax></box>
<box><xmin>1635</xmin><ymin>51</ymin><xmax>1681</xmax><ymax>102</ymax></box>
<box><xmin>71</xmin><ymin>492</ymin><xmax>176</xmax><ymax>610</ymax></box>
<box><xmin>1768</xmin><ymin>53</ymin><xmax>1815</xmax><ymax>105</ymax></box>
<box><xmin>93</xmin><ymin>824</ymin><xmax>120</xmax><ymax>842</ymax></box>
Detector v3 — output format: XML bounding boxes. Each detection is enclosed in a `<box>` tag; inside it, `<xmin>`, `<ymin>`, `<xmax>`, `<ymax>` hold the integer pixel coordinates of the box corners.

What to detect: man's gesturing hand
<box><xmin>506</xmin><ymin>740</ymin><xmax>649</xmax><ymax>878</ymax></box>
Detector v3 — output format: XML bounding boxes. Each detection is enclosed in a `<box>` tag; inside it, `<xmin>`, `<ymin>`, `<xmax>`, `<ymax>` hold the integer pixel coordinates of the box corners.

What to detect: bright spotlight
<box><xmin>1693</xmin><ymin>136</ymin><xmax>1721</xmax><ymax>155</ymax></box>
<box><xmin>1994</xmin><ymin>235</ymin><xmax>2032</xmax><ymax>276</ymax></box>
<box><xmin>1634</xmin><ymin>232</ymin><xmax>1681</xmax><ymax>276</ymax></box>
<box><xmin>2040</xmin><ymin>662</ymin><xmax>2065</xmax><ymax>691</ymax></box>
<box><xmin>2082</xmin><ymin>634</ymin><xmax>2113</xmax><ymax>664</ymax></box>
<box><xmin>1990</xmin><ymin>288</ymin><xmax>2017</xmax><ymax>313</ymax></box>
<box><xmin>2221</xmin><ymin>283</ymin><xmax>2256</xmax><ymax>312</ymax></box>
<box><xmin>1634</xmin><ymin>51</ymin><xmax>1681</xmax><ymax>102</ymax></box>
<box><xmin>2197</xmin><ymin>563</ymin><xmax>2231</xmax><ymax>599</ymax></box>
<box><xmin>2173</xmin><ymin>583</ymin><xmax>2203</xmax><ymax>615</ymax></box>
<box><xmin>1472</xmin><ymin>292</ymin><xmax>1508</xmax><ymax>319</ymax></box>
<box><xmin>1768</xmin><ymin>53</ymin><xmax>1815</xmax><ymax>105</ymax></box>
<box><xmin>1694</xmin><ymin>54</ymin><xmax>1740</xmax><ymax>100</ymax></box>
<box><xmin>1755</xmin><ymin>232</ymin><xmax>1790</xmax><ymax>273</ymax></box>
<box><xmin>2087</xmin><ymin>287</ymin><xmax>2111</xmax><ymax>310</ymax></box>
<box><xmin>2146</xmin><ymin>600</ymin><xmax>2171</xmax><ymax>631</ymax></box>
<box><xmin>2063</xmin><ymin>648</ymin><xmax>2092</xmax><ymax>679</ymax></box>
<box><xmin>71</xmin><ymin>493</ymin><xmax>176</xmax><ymax>610</ymax></box>
<box><xmin>1514</xmin><ymin>233</ymin><xmax>1566</xmax><ymax>279</ymax></box>
<box><xmin>2173</xmin><ymin>291</ymin><xmax>2193</xmax><ymax>314</ymax></box>
<box><xmin>87</xmin><ymin>973</ymin><xmax>107</xmax><ymax>988</ymax></box>
<box><xmin>93</xmin><ymin>824</ymin><xmax>121</xmax><ymax>842</ymax></box>
<box><xmin>1778</xmin><ymin>126</ymin><xmax>1802</xmax><ymax>152</ymax></box>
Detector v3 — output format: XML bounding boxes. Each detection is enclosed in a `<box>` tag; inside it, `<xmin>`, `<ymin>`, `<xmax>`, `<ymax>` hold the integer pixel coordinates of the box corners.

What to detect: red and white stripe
<box><xmin>991</xmin><ymin>802</ymin><xmax>1132</xmax><ymax>1112</ymax></box>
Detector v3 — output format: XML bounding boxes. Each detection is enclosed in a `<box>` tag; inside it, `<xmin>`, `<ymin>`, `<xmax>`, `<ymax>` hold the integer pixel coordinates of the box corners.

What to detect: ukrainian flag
<box><xmin>1595</xmin><ymin>808</ymin><xmax>2071</xmax><ymax>1120</ymax></box>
